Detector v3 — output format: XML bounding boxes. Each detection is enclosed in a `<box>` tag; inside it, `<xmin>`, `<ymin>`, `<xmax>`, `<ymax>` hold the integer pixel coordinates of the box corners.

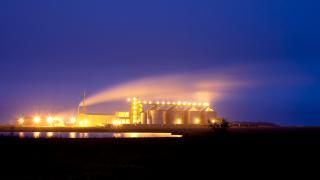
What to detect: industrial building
<box><xmin>76</xmin><ymin>112</ymin><xmax>130</xmax><ymax>127</ymax></box>
<box><xmin>127</xmin><ymin>97</ymin><xmax>219</xmax><ymax>125</ymax></box>
<box><xmin>76</xmin><ymin>97</ymin><xmax>220</xmax><ymax>126</ymax></box>
<box><xmin>16</xmin><ymin>97</ymin><xmax>220</xmax><ymax>127</ymax></box>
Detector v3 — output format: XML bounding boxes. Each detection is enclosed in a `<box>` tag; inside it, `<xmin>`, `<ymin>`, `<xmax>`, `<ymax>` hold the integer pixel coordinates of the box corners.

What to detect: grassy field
<box><xmin>0</xmin><ymin>127</ymin><xmax>319</xmax><ymax>179</ymax></box>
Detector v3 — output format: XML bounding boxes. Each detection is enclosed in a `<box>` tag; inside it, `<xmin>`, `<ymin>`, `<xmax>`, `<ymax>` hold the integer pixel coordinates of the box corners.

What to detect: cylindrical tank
<box><xmin>141</xmin><ymin>112</ymin><xmax>147</xmax><ymax>124</ymax></box>
<box><xmin>201</xmin><ymin>110</ymin><xmax>217</xmax><ymax>124</ymax></box>
<box><xmin>148</xmin><ymin>110</ymin><xmax>166</xmax><ymax>124</ymax></box>
<box><xmin>166</xmin><ymin>110</ymin><xmax>184</xmax><ymax>124</ymax></box>
<box><xmin>187</xmin><ymin>110</ymin><xmax>202</xmax><ymax>124</ymax></box>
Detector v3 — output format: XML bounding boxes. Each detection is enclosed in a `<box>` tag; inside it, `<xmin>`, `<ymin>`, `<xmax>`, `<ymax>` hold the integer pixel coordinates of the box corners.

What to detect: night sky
<box><xmin>0</xmin><ymin>0</ymin><xmax>319</xmax><ymax>125</ymax></box>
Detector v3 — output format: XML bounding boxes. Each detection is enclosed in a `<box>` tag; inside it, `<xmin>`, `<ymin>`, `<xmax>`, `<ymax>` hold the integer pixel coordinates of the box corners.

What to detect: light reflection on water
<box><xmin>0</xmin><ymin>132</ymin><xmax>182</xmax><ymax>138</ymax></box>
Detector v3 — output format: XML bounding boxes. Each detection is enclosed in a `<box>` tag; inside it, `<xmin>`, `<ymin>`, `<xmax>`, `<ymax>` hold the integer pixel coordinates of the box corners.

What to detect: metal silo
<box><xmin>166</xmin><ymin>107</ymin><xmax>185</xmax><ymax>124</ymax></box>
<box><xmin>201</xmin><ymin>107</ymin><xmax>217</xmax><ymax>124</ymax></box>
<box><xmin>186</xmin><ymin>106</ymin><xmax>202</xmax><ymax>124</ymax></box>
<box><xmin>148</xmin><ymin>109</ymin><xmax>166</xmax><ymax>124</ymax></box>
<box><xmin>141</xmin><ymin>112</ymin><xmax>147</xmax><ymax>124</ymax></box>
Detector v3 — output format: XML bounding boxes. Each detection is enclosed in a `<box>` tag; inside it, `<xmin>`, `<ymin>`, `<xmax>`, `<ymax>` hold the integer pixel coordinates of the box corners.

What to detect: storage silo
<box><xmin>141</xmin><ymin>112</ymin><xmax>147</xmax><ymax>124</ymax></box>
<box><xmin>186</xmin><ymin>106</ymin><xmax>202</xmax><ymax>124</ymax></box>
<box><xmin>201</xmin><ymin>107</ymin><xmax>217</xmax><ymax>124</ymax></box>
<box><xmin>166</xmin><ymin>107</ymin><xmax>185</xmax><ymax>124</ymax></box>
<box><xmin>148</xmin><ymin>109</ymin><xmax>167</xmax><ymax>124</ymax></box>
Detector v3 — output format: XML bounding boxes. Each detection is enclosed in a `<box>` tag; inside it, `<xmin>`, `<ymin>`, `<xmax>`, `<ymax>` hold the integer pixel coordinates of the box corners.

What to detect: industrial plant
<box><xmin>16</xmin><ymin>97</ymin><xmax>221</xmax><ymax>127</ymax></box>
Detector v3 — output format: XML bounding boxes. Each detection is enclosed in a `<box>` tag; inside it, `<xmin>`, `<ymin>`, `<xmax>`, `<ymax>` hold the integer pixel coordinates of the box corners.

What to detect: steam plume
<box><xmin>80</xmin><ymin>72</ymin><xmax>246</xmax><ymax>107</ymax></box>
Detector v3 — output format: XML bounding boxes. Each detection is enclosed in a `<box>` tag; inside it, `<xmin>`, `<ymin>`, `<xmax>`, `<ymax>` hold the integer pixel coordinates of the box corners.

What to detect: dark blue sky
<box><xmin>0</xmin><ymin>0</ymin><xmax>319</xmax><ymax>125</ymax></box>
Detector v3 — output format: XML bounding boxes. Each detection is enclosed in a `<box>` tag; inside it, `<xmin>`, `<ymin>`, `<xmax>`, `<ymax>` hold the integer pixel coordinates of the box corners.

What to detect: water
<box><xmin>0</xmin><ymin>132</ymin><xmax>182</xmax><ymax>138</ymax></box>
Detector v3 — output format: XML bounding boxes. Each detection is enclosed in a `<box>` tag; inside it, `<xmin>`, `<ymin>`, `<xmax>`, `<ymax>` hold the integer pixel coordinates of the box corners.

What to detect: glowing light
<box><xmin>211</xmin><ymin>119</ymin><xmax>216</xmax><ymax>124</ymax></box>
<box><xmin>182</xmin><ymin>102</ymin><xmax>187</xmax><ymax>105</ymax></box>
<box><xmin>161</xmin><ymin>101</ymin><xmax>165</xmax><ymax>105</ymax></box>
<box><xmin>18</xmin><ymin>132</ymin><xmax>24</xmax><ymax>138</ymax></box>
<box><xmin>156</xmin><ymin>101</ymin><xmax>160</xmax><ymax>104</ymax></box>
<box><xmin>172</xmin><ymin>102</ymin><xmax>176</xmax><ymax>105</ymax></box>
<box><xmin>114</xmin><ymin>133</ymin><xmax>183</xmax><ymax>138</ymax></box>
<box><xmin>133</xmin><ymin>97</ymin><xmax>137</xmax><ymax>101</ymax></box>
<box><xmin>203</xmin><ymin>102</ymin><xmax>210</xmax><ymax>106</ymax></box>
<box><xmin>84</xmin><ymin>119</ymin><xmax>89</xmax><ymax>126</ymax></box>
<box><xmin>79</xmin><ymin>119</ymin><xmax>89</xmax><ymax>127</ymax></box>
<box><xmin>198</xmin><ymin>102</ymin><xmax>202</xmax><ymax>106</ymax></box>
<box><xmin>148</xmin><ymin>101</ymin><xmax>152</xmax><ymax>104</ymax></box>
<box><xmin>69</xmin><ymin>117</ymin><xmax>76</xmax><ymax>124</ymax></box>
<box><xmin>18</xmin><ymin>118</ymin><xmax>24</xmax><ymax>125</ymax></box>
<box><xmin>126</xmin><ymin>133</ymin><xmax>139</xmax><ymax>138</ymax></box>
<box><xmin>47</xmin><ymin>132</ymin><xmax>53</xmax><ymax>138</ymax></box>
<box><xmin>46</xmin><ymin>116</ymin><xmax>54</xmax><ymax>124</ymax></box>
<box><xmin>69</xmin><ymin>132</ymin><xmax>76</xmax><ymax>138</ymax></box>
<box><xmin>176</xmin><ymin>119</ymin><xmax>182</xmax><ymax>124</ymax></box>
<box><xmin>192</xmin><ymin>102</ymin><xmax>197</xmax><ymax>106</ymax></box>
<box><xmin>177</xmin><ymin>101</ymin><xmax>181</xmax><ymax>105</ymax></box>
<box><xmin>127</xmin><ymin>98</ymin><xmax>131</xmax><ymax>102</ymax></box>
<box><xmin>143</xmin><ymin>101</ymin><xmax>147</xmax><ymax>104</ymax></box>
<box><xmin>112</xmin><ymin>120</ymin><xmax>122</xmax><ymax>126</ymax></box>
<box><xmin>187</xmin><ymin>102</ymin><xmax>192</xmax><ymax>105</ymax></box>
<box><xmin>80</xmin><ymin>133</ymin><xmax>89</xmax><ymax>138</ymax></box>
<box><xmin>116</xmin><ymin>112</ymin><xmax>129</xmax><ymax>118</ymax></box>
<box><xmin>33</xmin><ymin>116</ymin><xmax>41</xmax><ymax>124</ymax></box>
<box><xmin>33</xmin><ymin>132</ymin><xmax>40</xmax><ymax>138</ymax></box>
<box><xmin>194</xmin><ymin>118</ymin><xmax>200</xmax><ymax>124</ymax></box>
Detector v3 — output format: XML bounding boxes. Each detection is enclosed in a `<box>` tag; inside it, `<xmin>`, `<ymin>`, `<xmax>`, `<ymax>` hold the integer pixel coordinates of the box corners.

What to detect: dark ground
<box><xmin>0</xmin><ymin>127</ymin><xmax>319</xmax><ymax>179</ymax></box>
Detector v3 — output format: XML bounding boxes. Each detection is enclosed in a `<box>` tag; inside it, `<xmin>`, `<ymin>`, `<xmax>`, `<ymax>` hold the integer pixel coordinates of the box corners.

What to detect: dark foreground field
<box><xmin>0</xmin><ymin>127</ymin><xmax>319</xmax><ymax>179</ymax></box>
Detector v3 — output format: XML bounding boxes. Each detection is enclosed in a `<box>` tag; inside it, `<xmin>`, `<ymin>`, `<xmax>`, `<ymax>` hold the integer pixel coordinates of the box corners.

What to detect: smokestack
<box><xmin>83</xmin><ymin>91</ymin><xmax>86</xmax><ymax>114</ymax></box>
<box><xmin>78</xmin><ymin>91</ymin><xmax>87</xmax><ymax>116</ymax></box>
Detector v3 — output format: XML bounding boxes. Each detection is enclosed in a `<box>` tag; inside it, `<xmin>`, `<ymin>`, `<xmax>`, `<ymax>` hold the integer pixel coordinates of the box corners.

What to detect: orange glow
<box><xmin>112</xmin><ymin>120</ymin><xmax>123</xmax><ymax>126</ymax></box>
<box><xmin>18</xmin><ymin>118</ymin><xmax>24</xmax><ymax>125</ymax></box>
<box><xmin>69</xmin><ymin>117</ymin><xmax>76</xmax><ymax>124</ymax></box>
<box><xmin>33</xmin><ymin>116</ymin><xmax>41</xmax><ymax>124</ymax></box>
<box><xmin>194</xmin><ymin>118</ymin><xmax>200</xmax><ymax>124</ymax></box>
<box><xmin>33</xmin><ymin>132</ymin><xmax>40</xmax><ymax>138</ymax></box>
<box><xmin>18</xmin><ymin>132</ymin><xmax>24</xmax><ymax>138</ymax></box>
<box><xmin>79</xmin><ymin>133</ymin><xmax>89</xmax><ymax>138</ymax></box>
<box><xmin>79</xmin><ymin>119</ymin><xmax>89</xmax><ymax>127</ymax></box>
<box><xmin>203</xmin><ymin>102</ymin><xmax>210</xmax><ymax>106</ymax></box>
<box><xmin>47</xmin><ymin>132</ymin><xmax>53</xmax><ymax>138</ymax></box>
<box><xmin>69</xmin><ymin>132</ymin><xmax>76</xmax><ymax>138</ymax></box>
<box><xmin>46</xmin><ymin>116</ymin><xmax>54</xmax><ymax>124</ymax></box>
